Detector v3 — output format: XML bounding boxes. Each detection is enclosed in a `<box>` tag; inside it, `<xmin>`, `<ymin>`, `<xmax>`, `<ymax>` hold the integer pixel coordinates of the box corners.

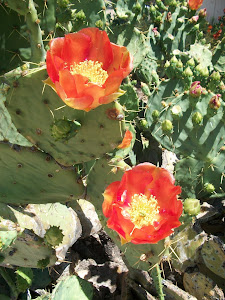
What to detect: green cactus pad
<box><xmin>51</xmin><ymin>275</ymin><xmax>93</xmax><ymax>300</ymax></box>
<box><xmin>183</xmin><ymin>272</ymin><xmax>224</xmax><ymax>300</ymax></box>
<box><xmin>170</xmin><ymin>223</ymin><xmax>207</xmax><ymax>272</ymax></box>
<box><xmin>6</xmin><ymin>68</ymin><xmax>126</xmax><ymax>166</ymax></box>
<box><xmin>0</xmin><ymin>229</ymin><xmax>57</xmax><ymax>268</ymax></box>
<box><xmin>16</xmin><ymin>267</ymin><xmax>33</xmax><ymax>293</ymax></box>
<box><xmin>0</xmin><ymin>142</ymin><xmax>84</xmax><ymax>204</ymax></box>
<box><xmin>0</xmin><ymin>231</ymin><xmax>17</xmax><ymax>252</ymax></box>
<box><xmin>201</xmin><ymin>235</ymin><xmax>225</xmax><ymax>279</ymax></box>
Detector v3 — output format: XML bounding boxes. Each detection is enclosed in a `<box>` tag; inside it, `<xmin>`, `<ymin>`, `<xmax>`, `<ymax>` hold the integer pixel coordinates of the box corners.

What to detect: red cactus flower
<box><xmin>117</xmin><ymin>130</ymin><xmax>133</xmax><ymax>149</ymax></box>
<box><xmin>103</xmin><ymin>163</ymin><xmax>183</xmax><ymax>244</ymax></box>
<box><xmin>213</xmin><ymin>29</ymin><xmax>222</xmax><ymax>39</ymax></box>
<box><xmin>188</xmin><ymin>0</ymin><xmax>203</xmax><ymax>10</ymax></box>
<box><xmin>207</xmin><ymin>25</ymin><xmax>213</xmax><ymax>33</ymax></box>
<box><xmin>45</xmin><ymin>27</ymin><xmax>133</xmax><ymax>112</ymax></box>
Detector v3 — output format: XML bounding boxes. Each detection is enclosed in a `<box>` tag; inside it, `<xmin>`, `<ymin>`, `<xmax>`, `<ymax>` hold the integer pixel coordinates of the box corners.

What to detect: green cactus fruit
<box><xmin>75</xmin><ymin>10</ymin><xmax>86</xmax><ymax>21</ymax></box>
<box><xmin>16</xmin><ymin>267</ymin><xmax>33</xmax><ymax>293</ymax></box>
<box><xmin>183</xmin><ymin>198</ymin><xmax>201</xmax><ymax>216</ymax></box>
<box><xmin>51</xmin><ymin>119</ymin><xmax>81</xmax><ymax>141</ymax></box>
<box><xmin>161</xmin><ymin>120</ymin><xmax>173</xmax><ymax>134</ymax></box>
<box><xmin>192</xmin><ymin>111</ymin><xmax>203</xmax><ymax>125</ymax></box>
<box><xmin>183</xmin><ymin>66</ymin><xmax>193</xmax><ymax>77</ymax></box>
<box><xmin>95</xmin><ymin>20</ymin><xmax>103</xmax><ymax>29</ymax></box>
<box><xmin>171</xmin><ymin>105</ymin><xmax>183</xmax><ymax>119</ymax></box>
<box><xmin>141</xmin><ymin>82</ymin><xmax>151</xmax><ymax>96</ymax></box>
<box><xmin>201</xmin><ymin>236</ymin><xmax>225</xmax><ymax>279</ymax></box>
<box><xmin>44</xmin><ymin>226</ymin><xmax>64</xmax><ymax>247</ymax></box>
<box><xmin>51</xmin><ymin>275</ymin><xmax>93</xmax><ymax>300</ymax></box>
<box><xmin>210</xmin><ymin>71</ymin><xmax>221</xmax><ymax>82</ymax></box>
<box><xmin>187</xmin><ymin>58</ymin><xmax>195</xmax><ymax>68</ymax></box>
<box><xmin>132</xmin><ymin>2</ymin><xmax>142</xmax><ymax>15</ymax></box>
<box><xmin>204</xmin><ymin>183</ymin><xmax>215</xmax><ymax>193</ymax></box>
<box><xmin>183</xmin><ymin>272</ymin><xmax>224</xmax><ymax>300</ymax></box>
<box><xmin>152</xmin><ymin>110</ymin><xmax>160</xmax><ymax>120</ymax></box>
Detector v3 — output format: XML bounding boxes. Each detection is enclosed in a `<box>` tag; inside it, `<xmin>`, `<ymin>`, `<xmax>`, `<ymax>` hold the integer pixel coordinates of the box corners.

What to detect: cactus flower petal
<box><xmin>46</xmin><ymin>27</ymin><xmax>133</xmax><ymax>111</ymax></box>
<box><xmin>117</xmin><ymin>130</ymin><xmax>133</xmax><ymax>149</ymax></box>
<box><xmin>188</xmin><ymin>0</ymin><xmax>203</xmax><ymax>10</ymax></box>
<box><xmin>103</xmin><ymin>163</ymin><xmax>183</xmax><ymax>244</ymax></box>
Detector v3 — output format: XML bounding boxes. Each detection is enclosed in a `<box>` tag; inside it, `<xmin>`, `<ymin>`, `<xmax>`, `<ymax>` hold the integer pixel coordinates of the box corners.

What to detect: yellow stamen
<box><xmin>70</xmin><ymin>60</ymin><xmax>108</xmax><ymax>86</ymax></box>
<box><xmin>126</xmin><ymin>194</ymin><xmax>160</xmax><ymax>229</ymax></box>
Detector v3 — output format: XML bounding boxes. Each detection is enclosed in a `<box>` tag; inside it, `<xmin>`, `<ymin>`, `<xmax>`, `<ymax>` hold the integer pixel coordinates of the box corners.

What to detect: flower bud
<box><xmin>198</xmin><ymin>8</ymin><xmax>207</xmax><ymax>18</ymax></box>
<box><xmin>132</xmin><ymin>2</ymin><xmax>142</xmax><ymax>15</ymax></box>
<box><xmin>204</xmin><ymin>183</ymin><xmax>215</xmax><ymax>193</ymax></box>
<box><xmin>165</xmin><ymin>60</ymin><xmax>170</xmax><ymax>68</ymax></box>
<box><xmin>171</xmin><ymin>105</ymin><xmax>183</xmax><ymax>119</ymax></box>
<box><xmin>170</xmin><ymin>56</ymin><xmax>178</xmax><ymax>64</ymax></box>
<box><xmin>192</xmin><ymin>112</ymin><xmax>203</xmax><ymax>125</ymax></box>
<box><xmin>152</xmin><ymin>110</ymin><xmax>160</xmax><ymax>120</ymax></box>
<box><xmin>210</xmin><ymin>71</ymin><xmax>221</xmax><ymax>82</ymax></box>
<box><xmin>189</xmin><ymin>15</ymin><xmax>199</xmax><ymax>23</ymax></box>
<box><xmin>176</xmin><ymin>60</ymin><xmax>183</xmax><ymax>68</ymax></box>
<box><xmin>189</xmin><ymin>81</ymin><xmax>203</xmax><ymax>97</ymax></box>
<box><xmin>187</xmin><ymin>58</ymin><xmax>195</xmax><ymax>68</ymax></box>
<box><xmin>141</xmin><ymin>82</ymin><xmax>151</xmax><ymax>96</ymax></box>
<box><xmin>183</xmin><ymin>198</ymin><xmax>201</xmax><ymax>216</ymax></box>
<box><xmin>183</xmin><ymin>66</ymin><xmax>193</xmax><ymax>77</ymax></box>
<box><xmin>195</xmin><ymin>64</ymin><xmax>209</xmax><ymax>78</ymax></box>
<box><xmin>75</xmin><ymin>10</ymin><xmax>86</xmax><ymax>21</ymax></box>
<box><xmin>209</xmin><ymin>94</ymin><xmax>221</xmax><ymax>110</ymax></box>
<box><xmin>162</xmin><ymin>120</ymin><xmax>173</xmax><ymax>133</ymax></box>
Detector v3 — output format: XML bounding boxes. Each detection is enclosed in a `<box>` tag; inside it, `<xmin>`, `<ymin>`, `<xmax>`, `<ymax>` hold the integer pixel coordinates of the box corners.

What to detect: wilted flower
<box><xmin>102</xmin><ymin>163</ymin><xmax>183</xmax><ymax>244</ymax></box>
<box><xmin>189</xmin><ymin>15</ymin><xmax>199</xmax><ymax>23</ymax></box>
<box><xmin>189</xmin><ymin>81</ymin><xmax>203</xmax><ymax>97</ymax></box>
<box><xmin>198</xmin><ymin>8</ymin><xmax>207</xmax><ymax>17</ymax></box>
<box><xmin>188</xmin><ymin>0</ymin><xmax>203</xmax><ymax>10</ymax></box>
<box><xmin>45</xmin><ymin>27</ymin><xmax>133</xmax><ymax>111</ymax></box>
<box><xmin>117</xmin><ymin>130</ymin><xmax>133</xmax><ymax>149</ymax></box>
<box><xmin>209</xmin><ymin>94</ymin><xmax>221</xmax><ymax>110</ymax></box>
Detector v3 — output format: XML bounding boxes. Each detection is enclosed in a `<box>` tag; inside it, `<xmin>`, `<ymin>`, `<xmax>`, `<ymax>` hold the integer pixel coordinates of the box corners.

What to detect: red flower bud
<box><xmin>103</xmin><ymin>163</ymin><xmax>182</xmax><ymax>244</ymax></box>
<box><xmin>189</xmin><ymin>81</ymin><xmax>203</xmax><ymax>97</ymax></box>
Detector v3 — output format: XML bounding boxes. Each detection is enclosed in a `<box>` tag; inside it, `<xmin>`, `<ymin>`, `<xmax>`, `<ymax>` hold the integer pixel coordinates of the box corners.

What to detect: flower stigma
<box><xmin>70</xmin><ymin>60</ymin><xmax>108</xmax><ymax>86</ymax></box>
<box><xmin>126</xmin><ymin>193</ymin><xmax>160</xmax><ymax>229</ymax></box>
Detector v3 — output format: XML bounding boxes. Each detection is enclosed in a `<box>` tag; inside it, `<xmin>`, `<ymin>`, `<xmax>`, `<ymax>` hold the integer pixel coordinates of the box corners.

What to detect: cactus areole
<box><xmin>102</xmin><ymin>163</ymin><xmax>183</xmax><ymax>244</ymax></box>
<box><xmin>45</xmin><ymin>27</ymin><xmax>133</xmax><ymax>111</ymax></box>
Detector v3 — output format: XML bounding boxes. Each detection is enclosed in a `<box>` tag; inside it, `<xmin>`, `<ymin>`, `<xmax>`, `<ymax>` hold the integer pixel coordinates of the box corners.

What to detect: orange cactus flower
<box><xmin>45</xmin><ymin>27</ymin><xmax>133</xmax><ymax>112</ymax></box>
<box><xmin>103</xmin><ymin>163</ymin><xmax>183</xmax><ymax>244</ymax></box>
<box><xmin>117</xmin><ymin>130</ymin><xmax>133</xmax><ymax>149</ymax></box>
<box><xmin>188</xmin><ymin>0</ymin><xmax>203</xmax><ymax>10</ymax></box>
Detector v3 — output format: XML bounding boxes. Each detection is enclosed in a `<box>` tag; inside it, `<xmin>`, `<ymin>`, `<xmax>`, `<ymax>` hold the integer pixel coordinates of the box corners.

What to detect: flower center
<box><xmin>127</xmin><ymin>193</ymin><xmax>160</xmax><ymax>229</ymax></box>
<box><xmin>70</xmin><ymin>60</ymin><xmax>108</xmax><ymax>86</ymax></box>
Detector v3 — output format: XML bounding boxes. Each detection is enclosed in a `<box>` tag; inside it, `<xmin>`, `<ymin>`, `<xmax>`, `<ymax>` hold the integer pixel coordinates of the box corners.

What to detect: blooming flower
<box><xmin>117</xmin><ymin>130</ymin><xmax>133</xmax><ymax>149</ymax></box>
<box><xmin>45</xmin><ymin>27</ymin><xmax>133</xmax><ymax>111</ymax></box>
<box><xmin>102</xmin><ymin>163</ymin><xmax>183</xmax><ymax>244</ymax></box>
<box><xmin>188</xmin><ymin>0</ymin><xmax>203</xmax><ymax>10</ymax></box>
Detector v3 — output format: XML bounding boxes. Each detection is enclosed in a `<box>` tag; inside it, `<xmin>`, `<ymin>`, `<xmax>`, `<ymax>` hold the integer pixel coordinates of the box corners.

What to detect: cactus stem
<box><xmin>0</xmin><ymin>267</ymin><xmax>18</xmax><ymax>300</ymax></box>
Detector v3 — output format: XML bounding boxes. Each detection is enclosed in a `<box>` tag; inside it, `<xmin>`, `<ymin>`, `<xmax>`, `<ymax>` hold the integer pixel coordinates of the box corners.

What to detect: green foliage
<box><xmin>51</xmin><ymin>275</ymin><xmax>93</xmax><ymax>300</ymax></box>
